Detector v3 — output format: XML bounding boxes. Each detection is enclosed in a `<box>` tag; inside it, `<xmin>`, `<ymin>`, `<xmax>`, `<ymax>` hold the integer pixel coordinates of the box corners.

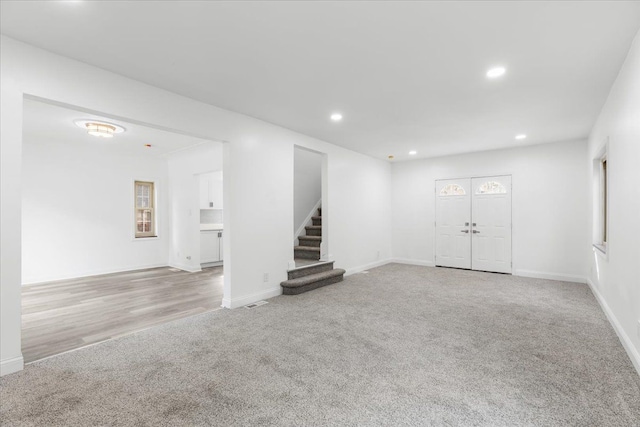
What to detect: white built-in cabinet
<box><xmin>199</xmin><ymin>171</ymin><xmax>223</xmax><ymax>209</ymax></box>
<box><xmin>200</xmin><ymin>230</ymin><xmax>223</xmax><ymax>263</ymax></box>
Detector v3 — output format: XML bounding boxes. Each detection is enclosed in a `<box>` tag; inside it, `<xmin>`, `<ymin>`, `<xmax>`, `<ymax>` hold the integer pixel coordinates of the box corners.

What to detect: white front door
<box><xmin>471</xmin><ymin>176</ymin><xmax>512</xmax><ymax>273</ymax></box>
<box><xmin>435</xmin><ymin>175</ymin><xmax>512</xmax><ymax>274</ymax></box>
<box><xmin>435</xmin><ymin>179</ymin><xmax>471</xmax><ymax>269</ymax></box>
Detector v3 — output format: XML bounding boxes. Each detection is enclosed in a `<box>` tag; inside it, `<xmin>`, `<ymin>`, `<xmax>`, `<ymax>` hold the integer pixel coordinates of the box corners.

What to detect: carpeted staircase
<box><xmin>281</xmin><ymin>261</ymin><xmax>345</xmax><ymax>295</ymax></box>
<box><xmin>294</xmin><ymin>207</ymin><xmax>323</xmax><ymax>260</ymax></box>
<box><xmin>283</xmin><ymin>207</ymin><xmax>345</xmax><ymax>294</ymax></box>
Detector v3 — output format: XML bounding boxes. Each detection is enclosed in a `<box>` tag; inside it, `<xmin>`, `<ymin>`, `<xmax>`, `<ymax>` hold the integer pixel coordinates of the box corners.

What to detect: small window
<box><xmin>593</xmin><ymin>143</ymin><xmax>608</xmax><ymax>254</ymax></box>
<box><xmin>135</xmin><ymin>181</ymin><xmax>156</xmax><ymax>238</ymax></box>
<box><xmin>601</xmin><ymin>156</ymin><xmax>608</xmax><ymax>245</ymax></box>
<box><xmin>476</xmin><ymin>181</ymin><xmax>507</xmax><ymax>194</ymax></box>
<box><xmin>440</xmin><ymin>184</ymin><xmax>466</xmax><ymax>196</ymax></box>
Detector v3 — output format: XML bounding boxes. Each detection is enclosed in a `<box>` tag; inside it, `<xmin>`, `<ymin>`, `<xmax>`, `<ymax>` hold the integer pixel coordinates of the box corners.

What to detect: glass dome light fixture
<box><xmin>74</xmin><ymin>119</ymin><xmax>126</xmax><ymax>138</ymax></box>
<box><xmin>486</xmin><ymin>66</ymin><xmax>506</xmax><ymax>79</ymax></box>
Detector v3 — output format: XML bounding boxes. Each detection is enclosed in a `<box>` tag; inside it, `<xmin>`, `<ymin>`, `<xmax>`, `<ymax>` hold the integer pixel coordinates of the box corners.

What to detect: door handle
<box><xmin>460</xmin><ymin>230</ymin><xmax>469</xmax><ymax>233</ymax></box>
<box><xmin>472</xmin><ymin>230</ymin><xmax>480</xmax><ymax>234</ymax></box>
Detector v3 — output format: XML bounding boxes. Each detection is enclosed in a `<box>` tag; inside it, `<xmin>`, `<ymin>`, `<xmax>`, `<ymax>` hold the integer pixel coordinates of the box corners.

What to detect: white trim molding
<box><xmin>513</xmin><ymin>269</ymin><xmax>586</xmax><ymax>284</ymax></box>
<box><xmin>222</xmin><ymin>286</ymin><xmax>282</xmax><ymax>309</ymax></box>
<box><xmin>23</xmin><ymin>263</ymin><xmax>169</xmax><ymax>286</ymax></box>
<box><xmin>389</xmin><ymin>258</ymin><xmax>437</xmax><ymax>268</ymax></box>
<box><xmin>587</xmin><ymin>278</ymin><xmax>640</xmax><ymax>377</ymax></box>
<box><xmin>168</xmin><ymin>263</ymin><xmax>202</xmax><ymax>273</ymax></box>
<box><xmin>344</xmin><ymin>259</ymin><xmax>393</xmax><ymax>276</ymax></box>
<box><xmin>1</xmin><ymin>355</ymin><xmax>24</xmax><ymax>376</ymax></box>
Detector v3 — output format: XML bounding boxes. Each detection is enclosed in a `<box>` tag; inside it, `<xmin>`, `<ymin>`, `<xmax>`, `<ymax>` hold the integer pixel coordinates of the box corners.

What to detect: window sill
<box><xmin>133</xmin><ymin>236</ymin><xmax>159</xmax><ymax>241</ymax></box>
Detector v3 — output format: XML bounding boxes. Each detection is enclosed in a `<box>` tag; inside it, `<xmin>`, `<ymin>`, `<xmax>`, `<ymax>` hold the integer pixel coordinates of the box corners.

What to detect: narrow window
<box><xmin>601</xmin><ymin>157</ymin><xmax>607</xmax><ymax>245</ymax></box>
<box><xmin>135</xmin><ymin>181</ymin><xmax>156</xmax><ymax>238</ymax></box>
<box><xmin>593</xmin><ymin>146</ymin><xmax>608</xmax><ymax>254</ymax></box>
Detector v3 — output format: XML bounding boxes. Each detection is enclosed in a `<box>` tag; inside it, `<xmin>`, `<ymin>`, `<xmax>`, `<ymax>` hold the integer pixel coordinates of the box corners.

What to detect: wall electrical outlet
<box><xmin>263</xmin><ymin>273</ymin><xmax>269</xmax><ymax>283</ymax></box>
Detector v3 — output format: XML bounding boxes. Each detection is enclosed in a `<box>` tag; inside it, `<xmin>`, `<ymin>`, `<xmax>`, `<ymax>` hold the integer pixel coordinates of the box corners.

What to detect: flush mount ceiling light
<box><xmin>515</xmin><ymin>134</ymin><xmax>527</xmax><ymax>140</ymax></box>
<box><xmin>486</xmin><ymin>66</ymin><xmax>506</xmax><ymax>79</ymax></box>
<box><xmin>74</xmin><ymin>119</ymin><xmax>125</xmax><ymax>138</ymax></box>
<box><xmin>409</xmin><ymin>150</ymin><xmax>417</xmax><ymax>155</ymax></box>
<box><xmin>330</xmin><ymin>113</ymin><xmax>343</xmax><ymax>122</ymax></box>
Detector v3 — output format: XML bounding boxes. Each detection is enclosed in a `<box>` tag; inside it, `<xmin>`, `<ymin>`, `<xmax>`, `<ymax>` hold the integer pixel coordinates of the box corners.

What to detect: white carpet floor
<box><xmin>1</xmin><ymin>264</ymin><xmax>639</xmax><ymax>426</ymax></box>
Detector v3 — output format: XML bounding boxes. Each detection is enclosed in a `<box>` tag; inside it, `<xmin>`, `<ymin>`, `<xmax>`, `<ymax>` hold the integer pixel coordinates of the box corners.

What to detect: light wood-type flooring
<box><xmin>22</xmin><ymin>266</ymin><xmax>224</xmax><ymax>363</ymax></box>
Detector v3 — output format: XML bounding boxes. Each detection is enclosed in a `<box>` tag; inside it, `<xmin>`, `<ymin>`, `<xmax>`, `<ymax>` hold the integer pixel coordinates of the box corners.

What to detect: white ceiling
<box><xmin>3</xmin><ymin>1</ymin><xmax>640</xmax><ymax>161</ymax></box>
<box><xmin>23</xmin><ymin>98</ymin><xmax>211</xmax><ymax>157</ymax></box>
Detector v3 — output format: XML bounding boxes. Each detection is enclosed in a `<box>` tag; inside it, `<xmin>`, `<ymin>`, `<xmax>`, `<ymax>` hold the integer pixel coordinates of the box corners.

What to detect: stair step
<box><xmin>305</xmin><ymin>225</ymin><xmax>321</xmax><ymax>236</ymax></box>
<box><xmin>281</xmin><ymin>268</ymin><xmax>346</xmax><ymax>295</ymax></box>
<box><xmin>318</xmin><ymin>207</ymin><xmax>322</xmax><ymax>216</ymax></box>
<box><xmin>298</xmin><ymin>236</ymin><xmax>321</xmax><ymax>247</ymax></box>
<box><xmin>287</xmin><ymin>261</ymin><xmax>334</xmax><ymax>279</ymax></box>
<box><xmin>312</xmin><ymin>216</ymin><xmax>322</xmax><ymax>226</ymax></box>
<box><xmin>294</xmin><ymin>246</ymin><xmax>320</xmax><ymax>260</ymax></box>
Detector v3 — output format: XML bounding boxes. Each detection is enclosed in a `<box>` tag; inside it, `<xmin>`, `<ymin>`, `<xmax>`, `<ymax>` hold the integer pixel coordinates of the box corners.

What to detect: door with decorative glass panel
<box><xmin>435</xmin><ymin>176</ymin><xmax>512</xmax><ymax>273</ymax></box>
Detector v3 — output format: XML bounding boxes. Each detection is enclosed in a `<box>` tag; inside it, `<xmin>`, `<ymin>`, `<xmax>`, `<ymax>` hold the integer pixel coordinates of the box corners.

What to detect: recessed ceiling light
<box><xmin>515</xmin><ymin>134</ymin><xmax>527</xmax><ymax>140</ymax></box>
<box><xmin>486</xmin><ymin>67</ymin><xmax>506</xmax><ymax>79</ymax></box>
<box><xmin>330</xmin><ymin>113</ymin><xmax>343</xmax><ymax>122</ymax></box>
<box><xmin>75</xmin><ymin>119</ymin><xmax>125</xmax><ymax>138</ymax></box>
<box><xmin>409</xmin><ymin>150</ymin><xmax>417</xmax><ymax>155</ymax></box>
<box><xmin>388</xmin><ymin>155</ymin><xmax>394</xmax><ymax>160</ymax></box>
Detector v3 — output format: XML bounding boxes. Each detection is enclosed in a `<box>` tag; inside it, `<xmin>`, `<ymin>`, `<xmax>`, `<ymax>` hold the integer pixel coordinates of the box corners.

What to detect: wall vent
<box><xmin>245</xmin><ymin>300</ymin><xmax>268</xmax><ymax>309</ymax></box>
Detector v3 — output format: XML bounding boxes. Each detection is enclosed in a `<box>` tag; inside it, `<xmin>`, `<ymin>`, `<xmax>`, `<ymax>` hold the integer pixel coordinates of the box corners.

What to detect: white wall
<box><xmin>21</xmin><ymin>136</ymin><xmax>169</xmax><ymax>284</ymax></box>
<box><xmin>391</xmin><ymin>139</ymin><xmax>589</xmax><ymax>282</ymax></box>
<box><xmin>0</xmin><ymin>36</ymin><xmax>392</xmax><ymax>374</ymax></box>
<box><xmin>294</xmin><ymin>146</ymin><xmax>322</xmax><ymax>235</ymax></box>
<box><xmin>167</xmin><ymin>142</ymin><xmax>223</xmax><ymax>272</ymax></box>
<box><xmin>586</xmin><ymin>30</ymin><xmax>640</xmax><ymax>374</ymax></box>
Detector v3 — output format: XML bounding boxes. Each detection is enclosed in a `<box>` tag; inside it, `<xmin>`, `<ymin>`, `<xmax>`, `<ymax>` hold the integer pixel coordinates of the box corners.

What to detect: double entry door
<box><xmin>435</xmin><ymin>175</ymin><xmax>512</xmax><ymax>274</ymax></box>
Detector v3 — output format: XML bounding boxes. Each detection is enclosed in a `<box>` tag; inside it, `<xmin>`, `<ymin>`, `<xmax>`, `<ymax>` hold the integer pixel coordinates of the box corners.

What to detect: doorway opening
<box><xmin>20</xmin><ymin>98</ymin><xmax>225</xmax><ymax>363</ymax></box>
<box><xmin>292</xmin><ymin>146</ymin><xmax>327</xmax><ymax>269</ymax></box>
<box><xmin>197</xmin><ymin>170</ymin><xmax>224</xmax><ymax>268</ymax></box>
<box><xmin>435</xmin><ymin>175</ymin><xmax>512</xmax><ymax>274</ymax></box>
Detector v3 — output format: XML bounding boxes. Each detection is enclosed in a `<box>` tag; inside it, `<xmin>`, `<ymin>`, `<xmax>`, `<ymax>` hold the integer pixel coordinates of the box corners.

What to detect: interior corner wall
<box><xmin>391</xmin><ymin>139</ymin><xmax>589</xmax><ymax>282</ymax></box>
<box><xmin>293</xmin><ymin>147</ymin><xmax>322</xmax><ymax>235</ymax></box>
<box><xmin>0</xmin><ymin>35</ymin><xmax>393</xmax><ymax>373</ymax></box>
<box><xmin>21</xmin><ymin>137</ymin><xmax>170</xmax><ymax>284</ymax></box>
<box><xmin>0</xmin><ymin>72</ymin><xmax>24</xmax><ymax>375</ymax></box>
<box><xmin>586</xmin><ymin>30</ymin><xmax>640</xmax><ymax>373</ymax></box>
<box><xmin>167</xmin><ymin>142</ymin><xmax>223</xmax><ymax>272</ymax></box>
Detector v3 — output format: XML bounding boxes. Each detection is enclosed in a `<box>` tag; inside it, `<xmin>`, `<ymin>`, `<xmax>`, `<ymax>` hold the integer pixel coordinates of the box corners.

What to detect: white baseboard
<box><xmin>344</xmin><ymin>259</ymin><xmax>393</xmax><ymax>276</ymax></box>
<box><xmin>514</xmin><ymin>269</ymin><xmax>586</xmax><ymax>284</ymax></box>
<box><xmin>1</xmin><ymin>355</ymin><xmax>24</xmax><ymax>376</ymax></box>
<box><xmin>389</xmin><ymin>258</ymin><xmax>436</xmax><ymax>267</ymax></box>
<box><xmin>168</xmin><ymin>263</ymin><xmax>202</xmax><ymax>273</ymax></box>
<box><xmin>587</xmin><ymin>278</ymin><xmax>640</xmax><ymax>377</ymax></box>
<box><xmin>23</xmin><ymin>263</ymin><xmax>169</xmax><ymax>285</ymax></box>
<box><xmin>222</xmin><ymin>286</ymin><xmax>282</xmax><ymax>309</ymax></box>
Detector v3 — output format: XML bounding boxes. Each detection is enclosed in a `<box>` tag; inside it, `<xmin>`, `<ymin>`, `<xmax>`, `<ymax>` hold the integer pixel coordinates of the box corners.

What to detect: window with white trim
<box><xmin>593</xmin><ymin>143</ymin><xmax>608</xmax><ymax>254</ymax></box>
<box><xmin>135</xmin><ymin>181</ymin><xmax>156</xmax><ymax>238</ymax></box>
